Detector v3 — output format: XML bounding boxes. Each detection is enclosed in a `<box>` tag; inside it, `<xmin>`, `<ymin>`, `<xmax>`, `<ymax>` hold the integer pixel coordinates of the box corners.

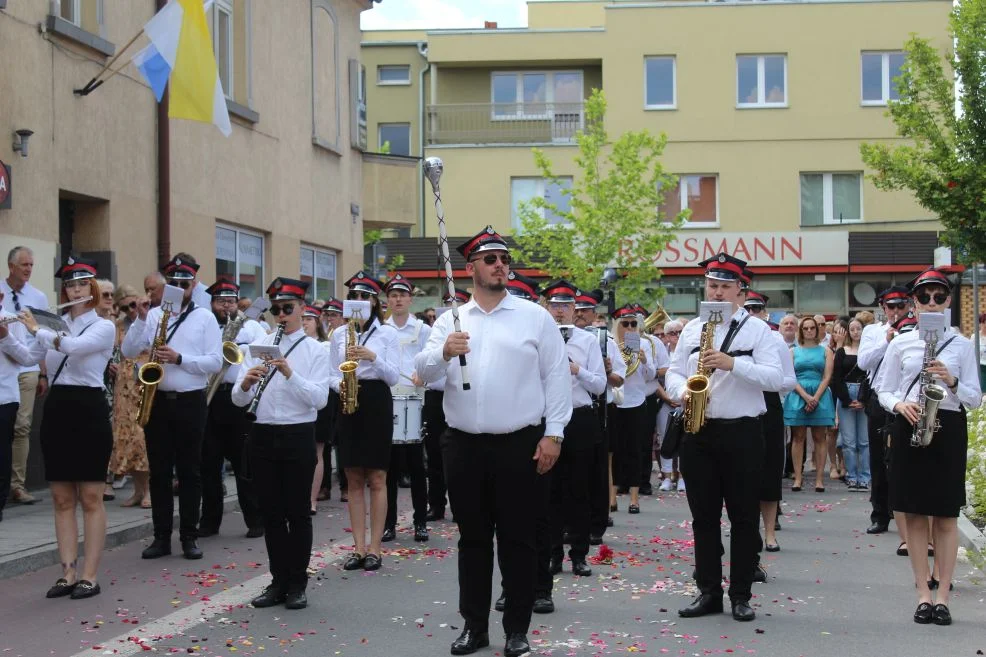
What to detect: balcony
<box><xmin>426</xmin><ymin>102</ymin><xmax>586</xmax><ymax>146</ymax></box>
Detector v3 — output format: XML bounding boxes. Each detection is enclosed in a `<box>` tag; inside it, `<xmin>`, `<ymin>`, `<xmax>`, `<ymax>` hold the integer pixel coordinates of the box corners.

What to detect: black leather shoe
<box><xmin>450</xmin><ymin>628</ymin><xmax>489</xmax><ymax>655</ymax></box>
<box><xmin>562</xmin><ymin>532</ymin><xmax>572</xmax><ymax>544</ymax></box>
<box><xmin>589</xmin><ymin>534</ymin><xmax>603</xmax><ymax>545</ymax></box>
<box><xmin>932</xmin><ymin>603</ymin><xmax>951</xmax><ymax>626</ymax></box>
<box><xmin>549</xmin><ymin>557</ymin><xmax>563</xmax><ymax>575</ymax></box>
<box><xmin>494</xmin><ymin>592</ymin><xmax>506</xmax><ymax>612</ymax></box>
<box><xmin>284</xmin><ymin>590</ymin><xmax>308</xmax><ymax>610</ymax></box>
<box><xmin>181</xmin><ymin>539</ymin><xmax>203</xmax><ymax>560</ymax></box>
<box><xmin>678</xmin><ymin>593</ymin><xmax>724</xmax><ymax>618</ymax></box>
<box><xmin>866</xmin><ymin>522</ymin><xmax>889</xmax><ymax>535</ymax></box>
<box><xmin>628</xmin><ymin>504</ymin><xmax>640</xmax><ymax>514</ymax></box>
<box><xmin>913</xmin><ymin>602</ymin><xmax>933</xmax><ymax>624</ymax></box>
<box><xmin>731</xmin><ymin>600</ymin><xmax>755</xmax><ymax>621</ymax></box>
<box><xmin>45</xmin><ymin>578</ymin><xmax>77</xmax><ymax>598</ymax></box>
<box><xmin>426</xmin><ymin>508</ymin><xmax>445</xmax><ymax>521</ymax></box>
<box><xmin>639</xmin><ymin>485</ymin><xmax>653</xmax><ymax>496</ymax></box>
<box><xmin>572</xmin><ymin>560</ymin><xmax>592</xmax><ymax>577</ymax></box>
<box><xmin>251</xmin><ymin>584</ymin><xmax>287</xmax><ymax>608</ymax></box>
<box><xmin>342</xmin><ymin>554</ymin><xmax>365</xmax><ymax>571</ymax></box>
<box><xmin>381</xmin><ymin>527</ymin><xmax>397</xmax><ymax>542</ymax></box>
<box><xmin>69</xmin><ymin>580</ymin><xmax>100</xmax><ymax>600</ymax></box>
<box><xmin>198</xmin><ymin>526</ymin><xmax>219</xmax><ymax>538</ymax></box>
<box><xmin>414</xmin><ymin>524</ymin><xmax>429</xmax><ymax>542</ymax></box>
<box><xmin>504</xmin><ymin>633</ymin><xmax>531</xmax><ymax>657</ymax></box>
<box><xmin>533</xmin><ymin>595</ymin><xmax>555</xmax><ymax>614</ymax></box>
<box><xmin>753</xmin><ymin>564</ymin><xmax>768</xmax><ymax>583</ymax></box>
<box><xmin>364</xmin><ymin>553</ymin><xmax>382</xmax><ymax>571</ymax></box>
<box><xmin>141</xmin><ymin>538</ymin><xmax>171</xmax><ymax>559</ymax></box>
<box><xmin>606</xmin><ymin>517</ymin><xmax>614</xmax><ymax>527</ymax></box>
<box><xmin>775</xmin><ymin>518</ymin><xmax>781</xmax><ymax>531</ymax></box>
<box><xmin>245</xmin><ymin>527</ymin><xmax>265</xmax><ymax>539</ymax></box>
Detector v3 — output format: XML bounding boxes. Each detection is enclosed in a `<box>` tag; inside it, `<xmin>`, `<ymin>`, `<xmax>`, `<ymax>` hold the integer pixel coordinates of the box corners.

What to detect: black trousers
<box><xmin>144</xmin><ymin>390</ymin><xmax>208</xmax><ymax>540</ymax></box>
<box><xmin>640</xmin><ymin>393</ymin><xmax>660</xmax><ymax>488</ymax></box>
<box><xmin>551</xmin><ymin>406</ymin><xmax>598</xmax><ymax>562</ymax></box>
<box><xmin>386</xmin><ymin>442</ymin><xmax>428</xmax><ymax>528</ymax></box>
<box><xmin>250</xmin><ymin>422</ymin><xmax>317</xmax><ymax>592</ymax></box>
<box><xmin>680</xmin><ymin>417</ymin><xmax>763</xmax><ymax>603</ymax></box>
<box><xmin>423</xmin><ymin>390</ymin><xmax>448</xmax><ymax>513</ymax></box>
<box><xmin>867</xmin><ymin>406</ymin><xmax>891</xmax><ymax>525</ymax></box>
<box><xmin>588</xmin><ymin>403</ymin><xmax>611</xmax><ymax>537</ymax></box>
<box><xmin>0</xmin><ymin>402</ymin><xmax>19</xmax><ymax>514</ymax></box>
<box><xmin>201</xmin><ymin>384</ymin><xmax>261</xmax><ymax>531</ymax></box>
<box><xmin>444</xmin><ymin>424</ymin><xmax>543</xmax><ymax>635</ymax></box>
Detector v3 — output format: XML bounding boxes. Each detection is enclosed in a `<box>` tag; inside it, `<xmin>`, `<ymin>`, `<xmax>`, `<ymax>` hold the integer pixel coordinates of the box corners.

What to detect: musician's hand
<box><xmin>241</xmin><ymin>364</ymin><xmax>267</xmax><ymax>390</ymax></box>
<box><xmin>701</xmin><ymin>349</ymin><xmax>734</xmax><ymax>372</ymax></box>
<box><xmin>895</xmin><ymin>401</ymin><xmax>921</xmax><ymax>425</ymax></box>
<box><xmin>411</xmin><ymin>372</ymin><xmax>424</xmax><ymax>387</ymax></box>
<box><xmin>886</xmin><ymin>326</ymin><xmax>897</xmax><ymax>343</ymax></box>
<box><xmin>668</xmin><ymin>398</ymin><xmax>682</xmax><ymax>408</ymax></box>
<box><xmin>443</xmin><ymin>331</ymin><xmax>470</xmax><ymax>361</ymax></box>
<box><xmin>603</xmin><ymin>357</ymin><xmax>613</xmax><ymax>375</ymax></box>
<box><xmin>156</xmin><ymin>345</ymin><xmax>180</xmax><ymax>364</ymax></box>
<box><xmin>108</xmin><ymin>362</ymin><xmax>119</xmax><ymax>378</ymax></box>
<box><xmin>20</xmin><ymin>309</ymin><xmax>38</xmax><ymax>336</ymax></box>
<box><xmin>638</xmin><ymin>349</ymin><xmax>647</xmax><ymax>364</ymax></box>
<box><xmin>269</xmin><ymin>357</ymin><xmax>292</xmax><ymax>379</ymax></box>
<box><xmin>137</xmin><ymin>297</ymin><xmax>151</xmax><ymax>321</ymax></box>
<box><xmin>351</xmin><ymin>346</ymin><xmax>376</xmax><ymax>362</ymax></box>
<box><xmin>533</xmin><ymin>437</ymin><xmax>561</xmax><ymax>474</ymax></box>
<box><xmin>36</xmin><ymin>375</ymin><xmax>48</xmax><ymax>397</ymax></box>
<box><xmin>570</xmin><ymin>361</ymin><xmax>580</xmax><ymax>375</ymax></box>
<box><xmin>926</xmin><ymin>359</ymin><xmax>956</xmax><ymax>387</ymax></box>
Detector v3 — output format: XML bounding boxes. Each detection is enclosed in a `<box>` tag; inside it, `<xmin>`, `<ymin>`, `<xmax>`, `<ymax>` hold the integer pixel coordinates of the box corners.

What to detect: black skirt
<box><xmin>612</xmin><ymin>403</ymin><xmax>647</xmax><ymax>488</ymax></box>
<box><xmin>759</xmin><ymin>393</ymin><xmax>785</xmax><ymax>502</ymax></box>
<box><xmin>314</xmin><ymin>402</ymin><xmax>336</xmax><ymax>445</ymax></box>
<box><xmin>889</xmin><ymin>410</ymin><xmax>967</xmax><ymax>517</ymax></box>
<box><xmin>336</xmin><ymin>379</ymin><xmax>393</xmax><ymax>471</ymax></box>
<box><xmin>41</xmin><ymin>385</ymin><xmax>113</xmax><ymax>483</ymax></box>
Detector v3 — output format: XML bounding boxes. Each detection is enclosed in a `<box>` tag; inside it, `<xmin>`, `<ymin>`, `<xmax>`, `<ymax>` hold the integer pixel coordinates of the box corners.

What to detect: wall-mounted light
<box><xmin>12</xmin><ymin>129</ymin><xmax>33</xmax><ymax>158</ymax></box>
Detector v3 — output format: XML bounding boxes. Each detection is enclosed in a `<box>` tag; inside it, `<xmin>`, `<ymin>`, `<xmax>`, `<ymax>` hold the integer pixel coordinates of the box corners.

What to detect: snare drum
<box><xmin>392</xmin><ymin>394</ymin><xmax>424</xmax><ymax>444</ymax></box>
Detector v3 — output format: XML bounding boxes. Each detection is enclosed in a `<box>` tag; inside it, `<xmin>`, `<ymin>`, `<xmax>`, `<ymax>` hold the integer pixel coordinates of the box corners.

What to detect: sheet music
<box><xmin>699</xmin><ymin>301</ymin><xmax>732</xmax><ymax>323</ymax></box>
<box><xmin>245</xmin><ymin>297</ymin><xmax>270</xmax><ymax>320</ymax></box>
<box><xmin>343</xmin><ymin>300</ymin><xmax>371</xmax><ymax>319</ymax></box>
<box><xmin>918</xmin><ymin>312</ymin><xmax>946</xmax><ymax>342</ymax></box>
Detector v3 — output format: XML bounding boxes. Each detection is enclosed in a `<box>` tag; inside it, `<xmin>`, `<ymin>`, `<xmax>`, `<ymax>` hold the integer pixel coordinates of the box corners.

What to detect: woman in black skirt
<box><xmin>328</xmin><ymin>272</ymin><xmax>399</xmax><ymax>571</ymax></box>
<box><xmin>876</xmin><ymin>267</ymin><xmax>982</xmax><ymax>626</ymax></box>
<box><xmin>22</xmin><ymin>257</ymin><xmax>115</xmax><ymax>600</ymax></box>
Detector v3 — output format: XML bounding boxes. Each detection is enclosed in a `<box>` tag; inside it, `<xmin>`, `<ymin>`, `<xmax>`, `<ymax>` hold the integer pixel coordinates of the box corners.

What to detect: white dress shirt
<box><xmin>771</xmin><ymin>330</ymin><xmax>798</xmax><ymax>396</ymax></box>
<box><xmin>222</xmin><ymin>318</ymin><xmax>268</xmax><ymax>384</ymax></box>
<box><xmin>327</xmin><ymin>317</ymin><xmax>401</xmax><ymax>391</ymax></box>
<box><xmin>231</xmin><ymin>328</ymin><xmax>331</xmax><ymax>424</ymax></box>
<box><xmin>386</xmin><ymin>314</ymin><xmax>432</xmax><ymax>385</ymax></box>
<box><xmin>642</xmin><ymin>333</ymin><xmax>670</xmax><ymax>397</ymax></box>
<box><xmin>876</xmin><ymin>327</ymin><xmax>982</xmax><ymax>414</ymax></box>
<box><xmin>561</xmin><ymin>326</ymin><xmax>607</xmax><ymax>408</ymax></box>
<box><xmin>616</xmin><ymin>334</ymin><xmax>657</xmax><ymax>409</ymax></box>
<box><xmin>665</xmin><ymin>308</ymin><xmax>784</xmax><ymax>419</ymax></box>
<box><xmin>0</xmin><ymin>279</ymin><xmax>48</xmax><ymax>374</ymax></box>
<box><xmin>415</xmin><ymin>293</ymin><xmax>573</xmax><ymax>437</ymax></box>
<box><xmin>857</xmin><ymin>321</ymin><xmax>892</xmax><ymax>381</ymax></box>
<box><xmin>599</xmin><ymin>332</ymin><xmax>627</xmax><ymax>405</ymax></box>
<box><xmin>121</xmin><ymin>303</ymin><xmax>223</xmax><ymax>392</ymax></box>
<box><xmin>30</xmin><ymin>310</ymin><xmax>115</xmax><ymax>388</ymax></box>
<box><xmin>0</xmin><ymin>331</ymin><xmax>35</xmax><ymax>404</ymax></box>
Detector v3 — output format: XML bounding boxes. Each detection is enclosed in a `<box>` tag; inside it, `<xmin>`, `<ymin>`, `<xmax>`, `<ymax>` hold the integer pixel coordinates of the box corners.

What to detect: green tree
<box><xmin>860</xmin><ymin>0</ymin><xmax>986</xmax><ymax>263</ymax></box>
<box><xmin>513</xmin><ymin>89</ymin><xmax>685</xmax><ymax>306</ymax></box>
<box><xmin>363</xmin><ymin>229</ymin><xmax>405</xmax><ymax>275</ymax></box>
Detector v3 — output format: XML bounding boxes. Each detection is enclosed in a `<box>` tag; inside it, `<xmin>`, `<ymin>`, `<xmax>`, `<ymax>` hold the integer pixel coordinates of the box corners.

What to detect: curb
<box><xmin>958</xmin><ymin>510</ymin><xmax>986</xmax><ymax>575</ymax></box>
<box><xmin>0</xmin><ymin>496</ymin><xmax>240</xmax><ymax>580</ymax></box>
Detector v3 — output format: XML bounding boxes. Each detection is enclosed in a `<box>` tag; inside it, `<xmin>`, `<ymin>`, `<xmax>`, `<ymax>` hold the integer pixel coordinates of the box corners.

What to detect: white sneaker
<box><xmin>677</xmin><ymin>479</ymin><xmax>686</xmax><ymax>493</ymax></box>
<box><xmin>659</xmin><ymin>478</ymin><xmax>674</xmax><ymax>492</ymax></box>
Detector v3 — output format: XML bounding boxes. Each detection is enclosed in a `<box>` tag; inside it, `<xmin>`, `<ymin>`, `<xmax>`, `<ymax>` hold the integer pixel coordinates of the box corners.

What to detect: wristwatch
<box><xmin>546</xmin><ymin>435</ymin><xmax>564</xmax><ymax>444</ymax></box>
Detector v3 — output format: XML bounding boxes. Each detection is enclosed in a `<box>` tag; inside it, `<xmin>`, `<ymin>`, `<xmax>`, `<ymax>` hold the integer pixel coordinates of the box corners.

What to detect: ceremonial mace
<box><xmin>424</xmin><ymin>157</ymin><xmax>471</xmax><ymax>391</ymax></box>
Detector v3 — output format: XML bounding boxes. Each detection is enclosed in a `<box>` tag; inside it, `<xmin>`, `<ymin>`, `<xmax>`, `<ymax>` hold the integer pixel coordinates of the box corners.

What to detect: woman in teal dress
<box><xmin>783</xmin><ymin>316</ymin><xmax>835</xmax><ymax>492</ymax></box>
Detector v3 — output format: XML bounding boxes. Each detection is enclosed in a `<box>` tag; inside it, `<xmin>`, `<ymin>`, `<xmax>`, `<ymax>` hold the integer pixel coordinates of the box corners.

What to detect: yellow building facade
<box><xmin>362</xmin><ymin>0</ymin><xmax>954</xmax><ymax>317</ymax></box>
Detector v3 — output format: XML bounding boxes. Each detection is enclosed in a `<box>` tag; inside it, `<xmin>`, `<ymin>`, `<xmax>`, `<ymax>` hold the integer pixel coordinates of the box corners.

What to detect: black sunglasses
<box><xmin>11</xmin><ymin>290</ymin><xmax>19</xmax><ymax>312</ymax></box>
<box><xmin>884</xmin><ymin>301</ymin><xmax>907</xmax><ymax>309</ymax></box>
<box><xmin>101</xmin><ymin>292</ymin><xmax>113</xmax><ymax>299</ymax></box>
<box><xmin>125</xmin><ymin>301</ymin><xmax>138</xmax><ymax>310</ymax></box>
<box><xmin>471</xmin><ymin>253</ymin><xmax>511</xmax><ymax>266</ymax></box>
<box><xmin>666</xmin><ymin>330</ymin><xmax>681</xmax><ymax>336</ymax></box>
<box><xmin>347</xmin><ymin>291</ymin><xmax>374</xmax><ymax>300</ymax></box>
<box><xmin>270</xmin><ymin>303</ymin><xmax>296</xmax><ymax>316</ymax></box>
<box><xmin>167</xmin><ymin>279</ymin><xmax>192</xmax><ymax>290</ymax></box>
<box><xmin>620</xmin><ymin>320</ymin><xmax>638</xmax><ymax>328</ymax></box>
<box><xmin>915</xmin><ymin>291</ymin><xmax>948</xmax><ymax>305</ymax></box>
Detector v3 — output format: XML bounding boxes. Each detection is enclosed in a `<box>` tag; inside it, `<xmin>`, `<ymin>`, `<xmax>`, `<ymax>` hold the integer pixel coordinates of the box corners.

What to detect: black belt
<box><xmin>705</xmin><ymin>416</ymin><xmax>758</xmax><ymax>426</ymax></box>
<box><xmin>425</xmin><ymin>389</ymin><xmax>444</xmax><ymax>399</ymax></box>
<box><xmin>156</xmin><ymin>389</ymin><xmax>205</xmax><ymax>400</ymax></box>
<box><xmin>573</xmin><ymin>405</ymin><xmax>596</xmax><ymax>415</ymax></box>
<box><xmin>217</xmin><ymin>382</ymin><xmax>234</xmax><ymax>392</ymax></box>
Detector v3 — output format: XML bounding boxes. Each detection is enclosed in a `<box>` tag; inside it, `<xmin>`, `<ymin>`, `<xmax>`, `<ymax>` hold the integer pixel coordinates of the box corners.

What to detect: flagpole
<box><xmin>74</xmin><ymin>28</ymin><xmax>145</xmax><ymax>96</ymax></box>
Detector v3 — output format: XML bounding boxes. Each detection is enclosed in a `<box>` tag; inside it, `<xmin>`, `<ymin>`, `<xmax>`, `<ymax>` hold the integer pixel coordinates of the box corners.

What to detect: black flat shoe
<box><xmin>181</xmin><ymin>539</ymin><xmax>203</xmax><ymax>560</ymax></box>
<box><xmin>425</xmin><ymin>508</ymin><xmax>445</xmax><ymax>522</ymax></box>
<box><xmin>678</xmin><ymin>593</ymin><xmax>724</xmax><ymax>618</ymax></box>
<box><xmin>866</xmin><ymin>522</ymin><xmax>889</xmax><ymax>535</ymax></box>
<box><xmin>814</xmin><ymin>487</ymin><xmax>825</xmax><ymax>493</ymax></box>
<box><xmin>251</xmin><ymin>584</ymin><xmax>287</xmax><ymax>608</ymax></box>
<box><xmin>284</xmin><ymin>590</ymin><xmax>308</xmax><ymax>610</ymax></box>
<box><xmin>549</xmin><ymin>557</ymin><xmax>562</xmax><ymax>575</ymax></box>
<box><xmin>896</xmin><ymin>542</ymin><xmax>909</xmax><ymax>557</ymax></box>
<box><xmin>731</xmin><ymin>600</ymin><xmax>755</xmax><ymax>621</ymax></box>
<box><xmin>753</xmin><ymin>564</ymin><xmax>768</xmax><ymax>583</ymax></box>
<box><xmin>610</xmin><ymin>503</ymin><xmax>617</xmax><ymax>512</ymax></box>
<box><xmin>639</xmin><ymin>485</ymin><xmax>653</xmax><ymax>496</ymax></box>
<box><xmin>589</xmin><ymin>534</ymin><xmax>603</xmax><ymax>545</ymax></box>
<box><xmin>504</xmin><ymin>633</ymin><xmax>531</xmax><ymax>657</ymax></box>
<box><xmin>245</xmin><ymin>527</ymin><xmax>265</xmax><ymax>539</ymax></box>
<box><xmin>363</xmin><ymin>553</ymin><xmax>382</xmax><ymax>571</ymax></box>
<box><xmin>70</xmin><ymin>580</ymin><xmax>100</xmax><ymax>600</ymax></box>
<box><xmin>533</xmin><ymin>595</ymin><xmax>555</xmax><ymax>613</ymax></box>
<box><xmin>141</xmin><ymin>538</ymin><xmax>171</xmax><ymax>559</ymax></box>
<box><xmin>494</xmin><ymin>592</ymin><xmax>506</xmax><ymax>612</ymax></box>
<box><xmin>450</xmin><ymin>628</ymin><xmax>489</xmax><ymax>655</ymax></box>
<box><xmin>197</xmin><ymin>526</ymin><xmax>219</xmax><ymax>538</ymax></box>
<box><xmin>342</xmin><ymin>553</ymin><xmax>365</xmax><ymax>571</ymax></box>
<box><xmin>791</xmin><ymin>486</ymin><xmax>802</xmax><ymax>492</ymax></box>
<box><xmin>628</xmin><ymin>504</ymin><xmax>640</xmax><ymax>514</ymax></box>
<box><xmin>414</xmin><ymin>524</ymin><xmax>429</xmax><ymax>542</ymax></box>
<box><xmin>381</xmin><ymin>527</ymin><xmax>396</xmax><ymax>543</ymax></box>
<box><xmin>309</xmin><ymin>508</ymin><xmax>317</xmax><ymax>516</ymax></box>
<box><xmin>927</xmin><ymin>577</ymin><xmax>954</xmax><ymax>591</ymax></box>
<box><xmin>765</xmin><ymin>542</ymin><xmax>780</xmax><ymax>552</ymax></box>
<box><xmin>775</xmin><ymin>518</ymin><xmax>781</xmax><ymax>531</ymax></box>
<box><xmin>932</xmin><ymin>603</ymin><xmax>951</xmax><ymax>626</ymax></box>
<box><xmin>913</xmin><ymin>602</ymin><xmax>933</xmax><ymax>624</ymax></box>
<box><xmin>45</xmin><ymin>578</ymin><xmax>77</xmax><ymax>598</ymax></box>
<box><xmin>572</xmin><ymin>560</ymin><xmax>592</xmax><ymax>577</ymax></box>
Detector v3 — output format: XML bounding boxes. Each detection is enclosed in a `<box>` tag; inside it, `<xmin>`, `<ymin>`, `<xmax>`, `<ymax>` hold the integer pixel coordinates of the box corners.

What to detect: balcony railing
<box><xmin>426</xmin><ymin>102</ymin><xmax>586</xmax><ymax>146</ymax></box>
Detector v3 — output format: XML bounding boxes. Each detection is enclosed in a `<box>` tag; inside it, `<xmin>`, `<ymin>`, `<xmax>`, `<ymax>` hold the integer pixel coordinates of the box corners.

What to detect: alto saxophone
<box><xmin>339</xmin><ymin>314</ymin><xmax>361</xmax><ymax>415</ymax></box>
<box><xmin>911</xmin><ymin>331</ymin><xmax>947</xmax><ymax>447</ymax></box>
<box><xmin>205</xmin><ymin>310</ymin><xmax>247</xmax><ymax>404</ymax></box>
<box><xmin>684</xmin><ymin>310</ymin><xmax>724</xmax><ymax>434</ymax></box>
<box><xmin>135</xmin><ymin>303</ymin><xmax>172</xmax><ymax>427</ymax></box>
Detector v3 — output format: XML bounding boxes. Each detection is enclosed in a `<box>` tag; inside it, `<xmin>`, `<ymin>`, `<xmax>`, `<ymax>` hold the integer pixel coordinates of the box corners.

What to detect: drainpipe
<box><xmin>417</xmin><ymin>41</ymin><xmax>429</xmax><ymax>238</ymax></box>
<box><xmin>156</xmin><ymin>0</ymin><xmax>171</xmax><ymax>264</ymax></box>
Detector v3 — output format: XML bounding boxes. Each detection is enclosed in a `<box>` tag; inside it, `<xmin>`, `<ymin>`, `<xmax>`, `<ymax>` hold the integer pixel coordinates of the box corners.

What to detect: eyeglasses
<box><xmin>124</xmin><ymin>301</ymin><xmax>138</xmax><ymax>310</ymax></box>
<box><xmin>620</xmin><ymin>320</ymin><xmax>638</xmax><ymax>328</ymax></box>
<box><xmin>167</xmin><ymin>279</ymin><xmax>192</xmax><ymax>290</ymax></box>
<box><xmin>915</xmin><ymin>291</ymin><xmax>948</xmax><ymax>305</ymax></box>
<box><xmin>884</xmin><ymin>301</ymin><xmax>907</xmax><ymax>309</ymax></box>
<box><xmin>214</xmin><ymin>297</ymin><xmax>237</xmax><ymax>305</ymax></box>
<box><xmin>347</xmin><ymin>291</ymin><xmax>374</xmax><ymax>300</ymax></box>
<box><xmin>270</xmin><ymin>303</ymin><xmax>296</xmax><ymax>316</ymax></box>
<box><xmin>803</xmin><ymin>325</ymin><xmax>818</xmax><ymax>331</ymax></box>
<box><xmin>101</xmin><ymin>292</ymin><xmax>113</xmax><ymax>299</ymax></box>
<box><xmin>665</xmin><ymin>330</ymin><xmax>681</xmax><ymax>337</ymax></box>
<box><xmin>11</xmin><ymin>290</ymin><xmax>19</xmax><ymax>312</ymax></box>
<box><xmin>746</xmin><ymin>304</ymin><xmax>764</xmax><ymax>311</ymax></box>
<box><xmin>471</xmin><ymin>253</ymin><xmax>512</xmax><ymax>266</ymax></box>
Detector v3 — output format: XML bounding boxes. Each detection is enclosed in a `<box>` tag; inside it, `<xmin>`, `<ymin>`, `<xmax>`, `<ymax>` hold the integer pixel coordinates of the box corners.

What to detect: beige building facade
<box><xmin>362</xmin><ymin>0</ymin><xmax>960</xmax><ymax>318</ymax></box>
<box><xmin>0</xmin><ymin>0</ymin><xmax>396</xmax><ymax>306</ymax></box>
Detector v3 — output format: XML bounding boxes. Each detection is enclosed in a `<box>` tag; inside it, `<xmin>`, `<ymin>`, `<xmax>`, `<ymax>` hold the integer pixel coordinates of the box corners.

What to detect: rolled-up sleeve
<box><xmin>415</xmin><ymin>313</ymin><xmax>452</xmax><ymax>384</ymax></box>
<box><xmin>538</xmin><ymin>314</ymin><xmax>573</xmax><ymax>436</ymax></box>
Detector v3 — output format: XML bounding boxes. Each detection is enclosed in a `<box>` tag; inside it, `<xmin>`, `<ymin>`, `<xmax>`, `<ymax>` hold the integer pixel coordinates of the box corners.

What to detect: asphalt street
<box><xmin>1</xmin><ymin>483</ymin><xmax>984</xmax><ymax>657</ymax></box>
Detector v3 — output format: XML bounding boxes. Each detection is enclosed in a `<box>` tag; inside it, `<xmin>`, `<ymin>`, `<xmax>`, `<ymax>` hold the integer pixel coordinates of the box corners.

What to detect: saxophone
<box><xmin>205</xmin><ymin>310</ymin><xmax>247</xmax><ymax>404</ymax></box>
<box><xmin>135</xmin><ymin>304</ymin><xmax>171</xmax><ymax>427</ymax></box>
<box><xmin>911</xmin><ymin>331</ymin><xmax>947</xmax><ymax>447</ymax></box>
<box><xmin>339</xmin><ymin>315</ymin><xmax>361</xmax><ymax>415</ymax></box>
<box><xmin>619</xmin><ymin>340</ymin><xmax>640</xmax><ymax>377</ymax></box>
<box><xmin>684</xmin><ymin>310</ymin><xmax>724</xmax><ymax>434</ymax></box>
<box><xmin>245</xmin><ymin>322</ymin><xmax>286</xmax><ymax>421</ymax></box>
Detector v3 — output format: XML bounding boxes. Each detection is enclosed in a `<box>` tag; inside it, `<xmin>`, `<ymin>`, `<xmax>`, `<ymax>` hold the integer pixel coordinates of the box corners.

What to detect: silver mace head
<box><xmin>424</xmin><ymin>156</ymin><xmax>444</xmax><ymax>190</ymax></box>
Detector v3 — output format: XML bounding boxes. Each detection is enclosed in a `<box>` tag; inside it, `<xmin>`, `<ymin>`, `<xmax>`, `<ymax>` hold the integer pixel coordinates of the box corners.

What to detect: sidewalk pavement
<box><xmin>0</xmin><ymin>478</ymin><xmax>239</xmax><ymax>579</ymax></box>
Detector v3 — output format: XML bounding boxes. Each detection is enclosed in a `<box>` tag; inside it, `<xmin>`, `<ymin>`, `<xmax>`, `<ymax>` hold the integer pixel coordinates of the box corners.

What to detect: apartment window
<box><xmin>861</xmin><ymin>51</ymin><xmax>905</xmax><ymax>105</ymax></box>
<box><xmin>800</xmin><ymin>173</ymin><xmax>862</xmax><ymax>226</ymax></box>
<box><xmin>216</xmin><ymin>225</ymin><xmax>264</xmax><ymax>300</ymax></box>
<box><xmin>660</xmin><ymin>175</ymin><xmax>719</xmax><ymax>225</ymax></box>
<box><xmin>59</xmin><ymin>0</ymin><xmax>80</xmax><ymax>24</ymax></box>
<box><xmin>300</xmin><ymin>247</ymin><xmax>337</xmax><ymax>302</ymax></box>
<box><xmin>378</xmin><ymin>65</ymin><xmax>411</xmax><ymax>85</ymax></box>
<box><xmin>644</xmin><ymin>56</ymin><xmax>676</xmax><ymax>109</ymax></box>
<box><xmin>511</xmin><ymin>177</ymin><xmax>573</xmax><ymax>230</ymax></box>
<box><xmin>737</xmin><ymin>55</ymin><xmax>787</xmax><ymax>107</ymax></box>
<box><xmin>378</xmin><ymin>123</ymin><xmax>411</xmax><ymax>156</ymax></box>
<box><xmin>491</xmin><ymin>71</ymin><xmax>583</xmax><ymax>119</ymax></box>
<box><xmin>212</xmin><ymin>0</ymin><xmax>233</xmax><ymax>99</ymax></box>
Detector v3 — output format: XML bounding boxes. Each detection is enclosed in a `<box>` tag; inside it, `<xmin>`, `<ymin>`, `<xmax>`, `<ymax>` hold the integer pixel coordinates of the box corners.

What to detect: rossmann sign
<box><xmin>653</xmin><ymin>231</ymin><xmax>849</xmax><ymax>268</ymax></box>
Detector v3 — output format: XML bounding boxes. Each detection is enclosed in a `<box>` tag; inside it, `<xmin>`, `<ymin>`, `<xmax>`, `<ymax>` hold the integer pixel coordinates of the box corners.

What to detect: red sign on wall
<box><xmin>0</xmin><ymin>160</ymin><xmax>10</xmax><ymax>210</ymax></box>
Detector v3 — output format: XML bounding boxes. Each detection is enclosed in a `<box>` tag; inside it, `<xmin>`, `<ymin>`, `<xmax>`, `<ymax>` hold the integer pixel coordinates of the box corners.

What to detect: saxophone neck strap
<box><xmin>903</xmin><ymin>335</ymin><xmax>957</xmax><ymax>400</ymax></box>
<box><xmin>165</xmin><ymin>302</ymin><xmax>196</xmax><ymax>344</ymax></box>
<box><xmin>50</xmin><ymin>320</ymin><xmax>98</xmax><ymax>386</ymax></box>
<box><xmin>689</xmin><ymin>315</ymin><xmax>749</xmax><ymax>357</ymax></box>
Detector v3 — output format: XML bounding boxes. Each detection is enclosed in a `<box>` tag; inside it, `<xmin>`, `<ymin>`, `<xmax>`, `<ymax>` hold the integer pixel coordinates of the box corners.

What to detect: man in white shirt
<box><xmin>123</xmin><ymin>254</ymin><xmax>223</xmax><ymax>560</ymax></box>
<box><xmin>415</xmin><ymin>226</ymin><xmax>571</xmax><ymax>657</ymax></box>
<box><xmin>815</xmin><ymin>314</ymin><xmax>830</xmax><ymax>346</ymax></box>
<box><xmin>199</xmin><ymin>280</ymin><xmax>267</xmax><ymax>539</ymax></box>
<box><xmin>2</xmin><ymin>246</ymin><xmax>49</xmax><ymax>505</ymax></box>
<box><xmin>0</xmin><ymin>299</ymin><xmax>35</xmax><ymax>522</ymax></box>
<box><xmin>665</xmin><ymin>253</ymin><xmax>783</xmax><ymax>623</ymax></box>
<box><xmin>382</xmin><ymin>273</ymin><xmax>431</xmax><ymax>543</ymax></box>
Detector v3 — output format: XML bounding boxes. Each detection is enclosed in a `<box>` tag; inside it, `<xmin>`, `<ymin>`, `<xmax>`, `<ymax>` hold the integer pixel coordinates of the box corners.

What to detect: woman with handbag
<box><xmin>832</xmin><ymin>318</ymin><xmax>869</xmax><ymax>490</ymax></box>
